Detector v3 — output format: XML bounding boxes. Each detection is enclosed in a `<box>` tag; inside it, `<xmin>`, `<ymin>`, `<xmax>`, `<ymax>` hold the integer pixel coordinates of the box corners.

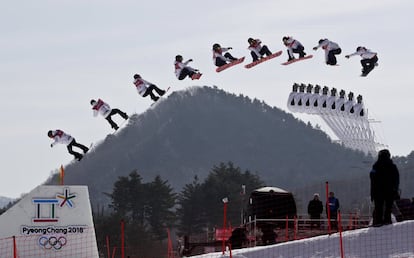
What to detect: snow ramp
<box><xmin>0</xmin><ymin>185</ymin><xmax>99</xmax><ymax>257</ymax></box>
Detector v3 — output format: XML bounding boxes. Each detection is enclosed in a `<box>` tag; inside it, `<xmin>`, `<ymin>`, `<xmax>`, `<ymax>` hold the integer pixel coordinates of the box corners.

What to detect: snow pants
<box><xmin>67</xmin><ymin>139</ymin><xmax>89</xmax><ymax>160</ymax></box>
<box><xmin>215</xmin><ymin>53</ymin><xmax>238</xmax><ymax>67</ymax></box>
<box><xmin>309</xmin><ymin>214</ymin><xmax>321</xmax><ymax>229</ymax></box>
<box><xmin>251</xmin><ymin>45</ymin><xmax>272</xmax><ymax>61</ymax></box>
<box><xmin>287</xmin><ymin>45</ymin><xmax>306</xmax><ymax>60</ymax></box>
<box><xmin>373</xmin><ymin>196</ymin><xmax>394</xmax><ymax>226</ymax></box>
<box><xmin>105</xmin><ymin>109</ymin><xmax>128</xmax><ymax>129</ymax></box>
<box><xmin>327</xmin><ymin>48</ymin><xmax>342</xmax><ymax>65</ymax></box>
<box><xmin>143</xmin><ymin>84</ymin><xmax>165</xmax><ymax>101</ymax></box>
<box><xmin>178</xmin><ymin>67</ymin><xmax>196</xmax><ymax>80</ymax></box>
<box><xmin>361</xmin><ymin>55</ymin><xmax>378</xmax><ymax>73</ymax></box>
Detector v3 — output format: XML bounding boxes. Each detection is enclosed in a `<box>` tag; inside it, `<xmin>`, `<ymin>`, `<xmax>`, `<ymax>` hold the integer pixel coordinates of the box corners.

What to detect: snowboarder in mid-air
<box><xmin>133</xmin><ymin>74</ymin><xmax>167</xmax><ymax>102</ymax></box>
<box><xmin>174</xmin><ymin>55</ymin><xmax>202</xmax><ymax>80</ymax></box>
<box><xmin>212</xmin><ymin>43</ymin><xmax>239</xmax><ymax>67</ymax></box>
<box><xmin>313</xmin><ymin>38</ymin><xmax>342</xmax><ymax>65</ymax></box>
<box><xmin>282</xmin><ymin>36</ymin><xmax>306</xmax><ymax>61</ymax></box>
<box><xmin>345</xmin><ymin>46</ymin><xmax>378</xmax><ymax>76</ymax></box>
<box><xmin>48</xmin><ymin>129</ymin><xmax>89</xmax><ymax>161</ymax></box>
<box><xmin>247</xmin><ymin>38</ymin><xmax>272</xmax><ymax>62</ymax></box>
<box><xmin>90</xmin><ymin>99</ymin><xmax>128</xmax><ymax>130</ymax></box>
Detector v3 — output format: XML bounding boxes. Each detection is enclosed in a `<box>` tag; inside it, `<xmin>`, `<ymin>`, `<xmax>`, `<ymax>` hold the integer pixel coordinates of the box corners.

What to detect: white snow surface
<box><xmin>254</xmin><ymin>186</ymin><xmax>289</xmax><ymax>193</ymax></box>
<box><xmin>191</xmin><ymin>220</ymin><xmax>414</xmax><ymax>258</ymax></box>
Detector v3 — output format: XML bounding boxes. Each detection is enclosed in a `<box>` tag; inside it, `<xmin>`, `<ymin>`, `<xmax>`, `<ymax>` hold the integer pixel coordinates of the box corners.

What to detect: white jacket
<box><xmin>314</xmin><ymin>39</ymin><xmax>340</xmax><ymax>52</ymax></box>
<box><xmin>92</xmin><ymin>99</ymin><xmax>111</xmax><ymax>118</ymax></box>
<box><xmin>133</xmin><ymin>78</ymin><xmax>152</xmax><ymax>96</ymax></box>
<box><xmin>50</xmin><ymin>130</ymin><xmax>73</xmax><ymax>146</ymax></box>
<box><xmin>284</xmin><ymin>37</ymin><xmax>303</xmax><ymax>56</ymax></box>
<box><xmin>347</xmin><ymin>48</ymin><xmax>377</xmax><ymax>59</ymax></box>
<box><xmin>212</xmin><ymin>47</ymin><xmax>232</xmax><ymax>63</ymax></box>
<box><xmin>314</xmin><ymin>39</ymin><xmax>340</xmax><ymax>62</ymax></box>
<box><xmin>248</xmin><ymin>39</ymin><xmax>263</xmax><ymax>58</ymax></box>
<box><xmin>174</xmin><ymin>60</ymin><xmax>194</xmax><ymax>78</ymax></box>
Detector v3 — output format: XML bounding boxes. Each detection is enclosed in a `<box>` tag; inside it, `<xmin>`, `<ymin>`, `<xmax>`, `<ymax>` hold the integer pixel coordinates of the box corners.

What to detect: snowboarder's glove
<box><xmin>345</xmin><ymin>55</ymin><xmax>350</xmax><ymax>59</ymax></box>
<box><xmin>313</xmin><ymin>47</ymin><xmax>318</xmax><ymax>51</ymax></box>
<box><xmin>188</xmin><ymin>59</ymin><xmax>193</xmax><ymax>62</ymax></box>
<box><xmin>50</xmin><ymin>144</ymin><xmax>53</xmax><ymax>148</ymax></box>
<box><xmin>228</xmin><ymin>47</ymin><xmax>233</xmax><ymax>50</ymax></box>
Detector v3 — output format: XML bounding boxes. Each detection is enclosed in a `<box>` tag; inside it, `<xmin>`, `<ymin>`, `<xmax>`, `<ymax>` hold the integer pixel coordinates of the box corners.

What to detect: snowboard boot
<box><xmin>75</xmin><ymin>154</ymin><xmax>83</xmax><ymax>161</ymax></box>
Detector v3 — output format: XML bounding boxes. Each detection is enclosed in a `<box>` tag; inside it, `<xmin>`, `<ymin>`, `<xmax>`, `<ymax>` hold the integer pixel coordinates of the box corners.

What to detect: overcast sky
<box><xmin>1</xmin><ymin>0</ymin><xmax>413</xmax><ymax>198</ymax></box>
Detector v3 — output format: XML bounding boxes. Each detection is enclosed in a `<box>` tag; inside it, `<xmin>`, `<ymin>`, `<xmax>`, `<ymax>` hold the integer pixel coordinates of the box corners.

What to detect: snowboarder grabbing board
<box><xmin>313</xmin><ymin>38</ymin><xmax>342</xmax><ymax>66</ymax></box>
<box><xmin>345</xmin><ymin>46</ymin><xmax>378</xmax><ymax>77</ymax></box>
<box><xmin>282</xmin><ymin>36</ymin><xmax>308</xmax><ymax>62</ymax></box>
<box><xmin>174</xmin><ymin>55</ymin><xmax>202</xmax><ymax>80</ymax></box>
<box><xmin>212</xmin><ymin>43</ymin><xmax>243</xmax><ymax>72</ymax></box>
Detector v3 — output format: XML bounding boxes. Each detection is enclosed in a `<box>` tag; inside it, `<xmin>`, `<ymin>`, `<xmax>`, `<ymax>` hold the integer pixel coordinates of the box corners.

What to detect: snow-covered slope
<box><xmin>192</xmin><ymin>221</ymin><xmax>414</xmax><ymax>258</ymax></box>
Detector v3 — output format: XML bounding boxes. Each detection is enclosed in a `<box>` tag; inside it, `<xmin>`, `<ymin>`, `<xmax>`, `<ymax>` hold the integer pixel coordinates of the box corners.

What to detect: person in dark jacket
<box><xmin>308</xmin><ymin>193</ymin><xmax>323</xmax><ymax>229</ymax></box>
<box><xmin>370</xmin><ymin>149</ymin><xmax>400</xmax><ymax>226</ymax></box>
<box><xmin>228</xmin><ymin>227</ymin><xmax>247</xmax><ymax>249</ymax></box>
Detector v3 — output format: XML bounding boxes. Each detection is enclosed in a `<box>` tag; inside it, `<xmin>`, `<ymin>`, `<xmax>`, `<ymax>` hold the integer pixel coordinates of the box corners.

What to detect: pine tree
<box><xmin>175</xmin><ymin>162</ymin><xmax>263</xmax><ymax>236</ymax></box>
<box><xmin>201</xmin><ymin>162</ymin><xmax>263</xmax><ymax>227</ymax></box>
<box><xmin>176</xmin><ymin>176</ymin><xmax>206</xmax><ymax>236</ymax></box>
<box><xmin>146</xmin><ymin>175</ymin><xmax>177</xmax><ymax>241</ymax></box>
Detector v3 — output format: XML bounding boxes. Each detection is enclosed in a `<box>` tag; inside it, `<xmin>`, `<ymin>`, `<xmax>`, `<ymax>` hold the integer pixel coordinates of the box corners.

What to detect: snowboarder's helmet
<box><xmin>282</xmin><ymin>36</ymin><xmax>289</xmax><ymax>42</ymax></box>
<box><xmin>248</xmin><ymin>38</ymin><xmax>254</xmax><ymax>43</ymax></box>
<box><xmin>133</xmin><ymin>74</ymin><xmax>141</xmax><ymax>79</ymax></box>
<box><xmin>356</xmin><ymin>46</ymin><xmax>364</xmax><ymax>51</ymax></box>
<box><xmin>212</xmin><ymin>43</ymin><xmax>221</xmax><ymax>50</ymax></box>
<box><xmin>175</xmin><ymin>55</ymin><xmax>183</xmax><ymax>62</ymax></box>
<box><xmin>90</xmin><ymin>99</ymin><xmax>96</xmax><ymax>105</ymax></box>
<box><xmin>318</xmin><ymin>39</ymin><xmax>325</xmax><ymax>44</ymax></box>
<box><xmin>47</xmin><ymin>130</ymin><xmax>53</xmax><ymax>137</ymax></box>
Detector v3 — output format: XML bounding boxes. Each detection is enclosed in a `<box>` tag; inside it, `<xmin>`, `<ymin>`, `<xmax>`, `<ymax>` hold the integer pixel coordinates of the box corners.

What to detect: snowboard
<box><xmin>216</xmin><ymin>57</ymin><xmax>245</xmax><ymax>72</ymax></box>
<box><xmin>360</xmin><ymin>63</ymin><xmax>378</xmax><ymax>77</ymax></box>
<box><xmin>150</xmin><ymin>86</ymin><xmax>171</xmax><ymax>107</ymax></box>
<box><xmin>281</xmin><ymin>55</ymin><xmax>313</xmax><ymax>65</ymax></box>
<box><xmin>244</xmin><ymin>50</ymin><xmax>283</xmax><ymax>68</ymax></box>
<box><xmin>191</xmin><ymin>73</ymin><xmax>202</xmax><ymax>80</ymax></box>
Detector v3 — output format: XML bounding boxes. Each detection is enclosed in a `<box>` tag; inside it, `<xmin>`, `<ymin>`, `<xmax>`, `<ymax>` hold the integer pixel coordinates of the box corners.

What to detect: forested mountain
<box><xmin>46</xmin><ymin>86</ymin><xmax>413</xmax><ymax>211</ymax></box>
<box><xmin>0</xmin><ymin>197</ymin><xmax>14</xmax><ymax>209</ymax></box>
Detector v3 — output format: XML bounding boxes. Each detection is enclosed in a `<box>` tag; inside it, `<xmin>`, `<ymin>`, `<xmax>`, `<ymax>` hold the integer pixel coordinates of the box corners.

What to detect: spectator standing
<box><xmin>308</xmin><ymin>193</ymin><xmax>323</xmax><ymax>229</ymax></box>
<box><xmin>370</xmin><ymin>149</ymin><xmax>400</xmax><ymax>226</ymax></box>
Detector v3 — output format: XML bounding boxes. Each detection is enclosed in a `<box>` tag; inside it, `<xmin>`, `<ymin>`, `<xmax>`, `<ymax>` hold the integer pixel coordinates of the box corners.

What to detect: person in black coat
<box><xmin>228</xmin><ymin>227</ymin><xmax>248</xmax><ymax>249</ymax></box>
<box><xmin>308</xmin><ymin>193</ymin><xmax>323</xmax><ymax>229</ymax></box>
<box><xmin>370</xmin><ymin>149</ymin><xmax>400</xmax><ymax>226</ymax></box>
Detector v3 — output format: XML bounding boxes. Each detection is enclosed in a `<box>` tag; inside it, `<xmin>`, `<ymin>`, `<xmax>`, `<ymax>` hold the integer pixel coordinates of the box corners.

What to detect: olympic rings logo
<box><xmin>38</xmin><ymin>235</ymin><xmax>67</xmax><ymax>250</ymax></box>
